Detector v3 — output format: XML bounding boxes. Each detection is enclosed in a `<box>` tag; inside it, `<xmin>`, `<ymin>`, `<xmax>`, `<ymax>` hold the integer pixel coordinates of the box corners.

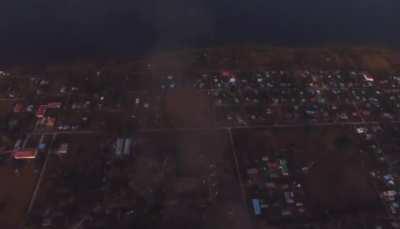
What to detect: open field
<box><xmin>26</xmin><ymin>131</ymin><xmax>252</xmax><ymax>229</ymax></box>
<box><xmin>0</xmin><ymin>162</ymin><xmax>37</xmax><ymax>229</ymax></box>
<box><xmin>0</xmin><ymin>134</ymin><xmax>51</xmax><ymax>229</ymax></box>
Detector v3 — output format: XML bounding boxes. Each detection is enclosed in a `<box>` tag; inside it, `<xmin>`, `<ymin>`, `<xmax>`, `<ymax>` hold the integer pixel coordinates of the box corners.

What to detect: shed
<box><xmin>252</xmin><ymin>198</ymin><xmax>262</xmax><ymax>216</ymax></box>
<box><xmin>13</xmin><ymin>149</ymin><xmax>38</xmax><ymax>159</ymax></box>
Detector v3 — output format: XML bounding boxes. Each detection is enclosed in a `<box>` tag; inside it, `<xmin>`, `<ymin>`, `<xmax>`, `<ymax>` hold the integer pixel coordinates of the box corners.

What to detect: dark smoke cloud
<box><xmin>0</xmin><ymin>0</ymin><xmax>399</xmax><ymax>64</ymax></box>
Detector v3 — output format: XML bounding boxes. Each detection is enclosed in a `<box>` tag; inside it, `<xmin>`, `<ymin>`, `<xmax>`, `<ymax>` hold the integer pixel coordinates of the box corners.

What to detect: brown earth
<box><xmin>0</xmin><ymin>162</ymin><xmax>37</xmax><ymax>229</ymax></box>
<box><xmin>165</xmin><ymin>89</ymin><xmax>212</xmax><ymax>128</ymax></box>
<box><xmin>232</xmin><ymin>126</ymin><xmax>382</xmax><ymax>220</ymax></box>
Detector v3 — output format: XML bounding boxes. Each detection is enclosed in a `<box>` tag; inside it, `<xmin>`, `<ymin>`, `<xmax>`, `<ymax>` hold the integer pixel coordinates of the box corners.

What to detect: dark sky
<box><xmin>1</xmin><ymin>0</ymin><xmax>399</xmax><ymax>64</ymax></box>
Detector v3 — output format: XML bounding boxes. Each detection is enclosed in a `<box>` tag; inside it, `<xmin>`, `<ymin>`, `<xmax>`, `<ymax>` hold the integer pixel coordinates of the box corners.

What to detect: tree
<box><xmin>334</xmin><ymin>136</ymin><xmax>354</xmax><ymax>153</ymax></box>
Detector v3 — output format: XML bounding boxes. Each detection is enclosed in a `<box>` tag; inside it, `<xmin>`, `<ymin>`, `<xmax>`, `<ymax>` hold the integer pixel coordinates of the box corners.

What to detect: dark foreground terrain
<box><xmin>0</xmin><ymin>47</ymin><xmax>400</xmax><ymax>229</ymax></box>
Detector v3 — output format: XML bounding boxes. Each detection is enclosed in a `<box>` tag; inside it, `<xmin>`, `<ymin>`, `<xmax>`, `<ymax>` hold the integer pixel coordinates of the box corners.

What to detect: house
<box><xmin>14</xmin><ymin>139</ymin><xmax>22</xmax><ymax>150</ymax></box>
<box><xmin>46</xmin><ymin>117</ymin><xmax>56</xmax><ymax>128</ymax></box>
<box><xmin>247</xmin><ymin>168</ymin><xmax>259</xmax><ymax>175</ymax></box>
<box><xmin>279</xmin><ymin>159</ymin><xmax>289</xmax><ymax>176</ymax></box>
<box><xmin>382</xmin><ymin>190</ymin><xmax>397</xmax><ymax>201</ymax></box>
<box><xmin>124</xmin><ymin>138</ymin><xmax>132</xmax><ymax>156</ymax></box>
<box><xmin>13</xmin><ymin>149</ymin><xmax>38</xmax><ymax>160</ymax></box>
<box><xmin>38</xmin><ymin>143</ymin><xmax>47</xmax><ymax>152</ymax></box>
<box><xmin>284</xmin><ymin>192</ymin><xmax>295</xmax><ymax>204</ymax></box>
<box><xmin>363</xmin><ymin>74</ymin><xmax>375</xmax><ymax>82</ymax></box>
<box><xmin>13</xmin><ymin>103</ymin><xmax>23</xmax><ymax>113</ymax></box>
<box><xmin>114</xmin><ymin>138</ymin><xmax>132</xmax><ymax>157</ymax></box>
<box><xmin>26</xmin><ymin>105</ymin><xmax>34</xmax><ymax>112</ymax></box>
<box><xmin>56</xmin><ymin>144</ymin><xmax>68</xmax><ymax>155</ymax></box>
<box><xmin>114</xmin><ymin>138</ymin><xmax>124</xmax><ymax>157</ymax></box>
<box><xmin>281</xmin><ymin>210</ymin><xmax>292</xmax><ymax>216</ymax></box>
<box><xmin>36</xmin><ymin>105</ymin><xmax>47</xmax><ymax>118</ymax></box>
<box><xmin>356</xmin><ymin>127</ymin><xmax>367</xmax><ymax>134</ymax></box>
<box><xmin>47</xmin><ymin>102</ymin><xmax>62</xmax><ymax>109</ymax></box>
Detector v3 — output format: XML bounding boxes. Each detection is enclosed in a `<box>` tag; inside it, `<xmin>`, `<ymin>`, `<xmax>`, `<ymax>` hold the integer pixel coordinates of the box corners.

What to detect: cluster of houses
<box><xmin>193</xmin><ymin>70</ymin><xmax>400</xmax><ymax>126</ymax></box>
<box><xmin>4</xmin><ymin>69</ymin><xmax>400</xmax><ymax>131</ymax></box>
<box><xmin>354</xmin><ymin>124</ymin><xmax>400</xmax><ymax>228</ymax></box>
<box><xmin>245</xmin><ymin>152</ymin><xmax>309</xmax><ymax>223</ymax></box>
